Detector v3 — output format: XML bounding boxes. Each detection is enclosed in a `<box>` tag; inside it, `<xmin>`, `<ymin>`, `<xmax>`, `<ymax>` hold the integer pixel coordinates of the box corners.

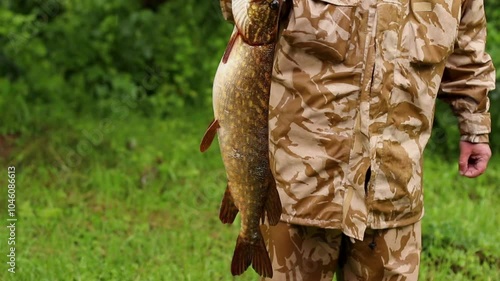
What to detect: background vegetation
<box><xmin>0</xmin><ymin>0</ymin><xmax>499</xmax><ymax>280</ymax></box>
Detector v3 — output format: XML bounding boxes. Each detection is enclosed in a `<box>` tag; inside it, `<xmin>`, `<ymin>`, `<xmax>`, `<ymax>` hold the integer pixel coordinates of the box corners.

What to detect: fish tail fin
<box><xmin>200</xmin><ymin>119</ymin><xmax>219</xmax><ymax>152</ymax></box>
<box><xmin>264</xmin><ymin>178</ymin><xmax>282</xmax><ymax>226</ymax></box>
<box><xmin>231</xmin><ymin>234</ymin><xmax>273</xmax><ymax>278</ymax></box>
<box><xmin>251</xmin><ymin>236</ymin><xmax>273</xmax><ymax>278</ymax></box>
<box><xmin>219</xmin><ymin>185</ymin><xmax>239</xmax><ymax>224</ymax></box>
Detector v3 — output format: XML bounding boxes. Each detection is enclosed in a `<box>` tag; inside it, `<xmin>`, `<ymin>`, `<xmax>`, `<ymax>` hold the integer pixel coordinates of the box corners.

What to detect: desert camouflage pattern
<box><xmin>220</xmin><ymin>0</ymin><xmax>235</xmax><ymax>24</ymax></box>
<box><xmin>260</xmin><ymin>221</ymin><xmax>421</xmax><ymax>280</ymax></box>
<box><xmin>219</xmin><ymin>0</ymin><xmax>495</xmax><ymax>240</ymax></box>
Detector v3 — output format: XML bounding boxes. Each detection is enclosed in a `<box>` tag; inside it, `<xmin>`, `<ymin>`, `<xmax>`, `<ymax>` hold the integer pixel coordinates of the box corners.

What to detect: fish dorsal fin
<box><xmin>200</xmin><ymin>119</ymin><xmax>220</xmax><ymax>152</ymax></box>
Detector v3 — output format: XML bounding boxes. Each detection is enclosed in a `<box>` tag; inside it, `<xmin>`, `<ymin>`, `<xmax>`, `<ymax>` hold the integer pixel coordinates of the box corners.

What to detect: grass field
<box><xmin>0</xmin><ymin>108</ymin><xmax>499</xmax><ymax>281</ymax></box>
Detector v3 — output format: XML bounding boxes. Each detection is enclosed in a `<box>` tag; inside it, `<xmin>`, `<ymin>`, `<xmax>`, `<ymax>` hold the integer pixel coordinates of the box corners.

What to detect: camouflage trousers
<box><xmin>260</xmin><ymin>221</ymin><xmax>421</xmax><ymax>281</ymax></box>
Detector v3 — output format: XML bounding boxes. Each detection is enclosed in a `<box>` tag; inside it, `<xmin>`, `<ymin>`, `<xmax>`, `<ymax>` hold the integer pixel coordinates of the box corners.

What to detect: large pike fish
<box><xmin>200</xmin><ymin>0</ymin><xmax>287</xmax><ymax>277</ymax></box>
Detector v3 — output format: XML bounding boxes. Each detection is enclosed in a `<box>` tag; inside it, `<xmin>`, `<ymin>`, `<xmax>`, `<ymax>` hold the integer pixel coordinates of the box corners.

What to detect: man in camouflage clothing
<box><xmin>220</xmin><ymin>0</ymin><xmax>495</xmax><ymax>280</ymax></box>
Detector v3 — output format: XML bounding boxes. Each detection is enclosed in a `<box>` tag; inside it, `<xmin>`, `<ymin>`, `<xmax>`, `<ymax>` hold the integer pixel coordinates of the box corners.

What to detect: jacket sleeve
<box><xmin>439</xmin><ymin>0</ymin><xmax>496</xmax><ymax>143</ymax></box>
<box><xmin>220</xmin><ymin>0</ymin><xmax>234</xmax><ymax>23</ymax></box>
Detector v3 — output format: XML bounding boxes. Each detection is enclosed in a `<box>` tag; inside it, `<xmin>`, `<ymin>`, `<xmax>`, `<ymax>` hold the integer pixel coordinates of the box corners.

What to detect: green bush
<box><xmin>0</xmin><ymin>0</ymin><xmax>232</xmax><ymax>134</ymax></box>
<box><xmin>484</xmin><ymin>0</ymin><xmax>500</xmax><ymax>153</ymax></box>
<box><xmin>0</xmin><ymin>0</ymin><xmax>499</xmax><ymax>152</ymax></box>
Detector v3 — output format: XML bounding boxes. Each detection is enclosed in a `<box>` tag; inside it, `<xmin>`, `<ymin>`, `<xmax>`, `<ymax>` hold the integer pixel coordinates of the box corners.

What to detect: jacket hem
<box><xmin>280</xmin><ymin>209</ymin><xmax>424</xmax><ymax>231</ymax></box>
<box><xmin>280</xmin><ymin>214</ymin><xmax>342</xmax><ymax>229</ymax></box>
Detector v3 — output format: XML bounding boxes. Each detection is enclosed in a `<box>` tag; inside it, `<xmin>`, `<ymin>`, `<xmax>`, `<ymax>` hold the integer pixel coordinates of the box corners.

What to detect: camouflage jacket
<box><xmin>220</xmin><ymin>0</ymin><xmax>495</xmax><ymax>240</ymax></box>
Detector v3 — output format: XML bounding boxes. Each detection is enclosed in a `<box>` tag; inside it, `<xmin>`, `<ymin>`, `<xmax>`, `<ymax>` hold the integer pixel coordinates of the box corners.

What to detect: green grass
<box><xmin>0</xmin><ymin>109</ymin><xmax>499</xmax><ymax>280</ymax></box>
<box><xmin>420</xmin><ymin>156</ymin><xmax>500</xmax><ymax>281</ymax></box>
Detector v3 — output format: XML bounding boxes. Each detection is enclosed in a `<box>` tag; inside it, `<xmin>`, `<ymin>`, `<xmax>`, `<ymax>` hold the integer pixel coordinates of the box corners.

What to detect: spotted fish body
<box><xmin>200</xmin><ymin>0</ymin><xmax>285</xmax><ymax>277</ymax></box>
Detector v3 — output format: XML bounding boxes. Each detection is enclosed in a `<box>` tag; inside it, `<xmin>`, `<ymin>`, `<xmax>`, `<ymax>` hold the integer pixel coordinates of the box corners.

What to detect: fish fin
<box><xmin>231</xmin><ymin>235</ymin><xmax>273</xmax><ymax>278</ymax></box>
<box><xmin>251</xmin><ymin>236</ymin><xmax>273</xmax><ymax>278</ymax></box>
<box><xmin>222</xmin><ymin>31</ymin><xmax>239</xmax><ymax>64</ymax></box>
<box><xmin>264</xmin><ymin>179</ymin><xmax>282</xmax><ymax>226</ymax></box>
<box><xmin>219</xmin><ymin>185</ymin><xmax>239</xmax><ymax>224</ymax></box>
<box><xmin>200</xmin><ymin>119</ymin><xmax>219</xmax><ymax>152</ymax></box>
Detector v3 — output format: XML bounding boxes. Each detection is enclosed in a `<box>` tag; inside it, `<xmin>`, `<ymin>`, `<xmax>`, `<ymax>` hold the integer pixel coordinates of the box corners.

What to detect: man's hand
<box><xmin>459</xmin><ymin>141</ymin><xmax>492</xmax><ymax>178</ymax></box>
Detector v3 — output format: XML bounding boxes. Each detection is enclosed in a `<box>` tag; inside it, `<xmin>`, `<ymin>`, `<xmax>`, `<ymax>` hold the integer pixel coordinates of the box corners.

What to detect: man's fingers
<box><xmin>463</xmin><ymin>157</ymin><xmax>488</xmax><ymax>178</ymax></box>
<box><xmin>458</xmin><ymin>141</ymin><xmax>491</xmax><ymax>177</ymax></box>
<box><xmin>464</xmin><ymin>167</ymin><xmax>480</xmax><ymax>178</ymax></box>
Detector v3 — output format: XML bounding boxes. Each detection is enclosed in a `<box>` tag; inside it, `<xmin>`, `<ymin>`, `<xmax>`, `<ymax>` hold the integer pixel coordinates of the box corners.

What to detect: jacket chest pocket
<box><xmin>402</xmin><ymin>0</ymin><xmax>461</xmax><ymax>64</ymax></box>
<box><xmin>282</xmin><ymin>0</ymin><xmax>361</xmax><ymax>63</ymax></box>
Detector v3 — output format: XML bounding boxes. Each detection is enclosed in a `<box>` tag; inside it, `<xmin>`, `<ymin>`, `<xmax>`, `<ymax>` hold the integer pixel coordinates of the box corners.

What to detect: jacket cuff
<box><xmin>460</xmin><ymin>134</ymin><xmax>489</xmax><ymax>143</ymax></box>
<box><xmin>458</xmin><ymin>112</ymin><xmax>491</xmax><ymax>143</ymax></box>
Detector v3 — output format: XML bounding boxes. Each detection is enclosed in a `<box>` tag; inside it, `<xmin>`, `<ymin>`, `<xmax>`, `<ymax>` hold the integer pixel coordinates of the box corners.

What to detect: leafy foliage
<box><xmin>0</xmin><ymin>0</ymin><xmax>232</xmax><ymax>134</ymax></box>
<box><xmin>485</xmin><ymin>0</ymin><xmax>500</xmax><ymax>78</ymax></box>
<box><xmin>0</xmin><ymin>0</ymin><xmax>499</xmax><ymax>152</ymax></box>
